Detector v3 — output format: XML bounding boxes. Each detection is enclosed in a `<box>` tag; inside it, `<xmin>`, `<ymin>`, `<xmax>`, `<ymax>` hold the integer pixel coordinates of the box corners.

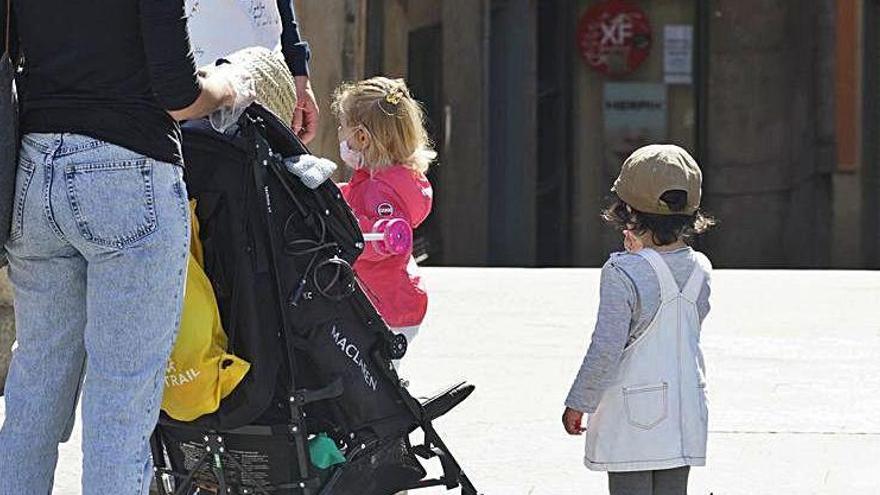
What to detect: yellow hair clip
<box><xmin>385</xmin><ymin>88</ymin><xmax>404</xmax><ymax>106</ymax></box>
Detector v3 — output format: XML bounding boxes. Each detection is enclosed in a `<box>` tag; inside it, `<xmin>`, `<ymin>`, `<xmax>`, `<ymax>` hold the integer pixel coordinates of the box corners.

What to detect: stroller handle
<box><xmin>362</xmin><ymin>218</ymin><xmax>412</xmax><ymax>256</ymax></box>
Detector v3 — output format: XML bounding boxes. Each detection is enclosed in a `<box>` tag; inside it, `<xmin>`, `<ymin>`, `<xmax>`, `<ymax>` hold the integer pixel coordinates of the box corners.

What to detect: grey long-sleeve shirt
<box><xmin>565</xmin><ymin>247</ymin><xmax>711</xmax><ymax>413</ymax></box>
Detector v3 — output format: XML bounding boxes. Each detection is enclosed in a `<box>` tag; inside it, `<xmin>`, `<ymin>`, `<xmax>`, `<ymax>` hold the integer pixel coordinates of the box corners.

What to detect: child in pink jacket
<box><xmin>332</xmin><ymin>77</ymin><xmax>436</xmax><ymax>360</ymax></box>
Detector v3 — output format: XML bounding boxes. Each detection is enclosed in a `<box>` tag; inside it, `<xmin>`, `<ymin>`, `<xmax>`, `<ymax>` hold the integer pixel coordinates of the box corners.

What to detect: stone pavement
<box><xmin>1</xmin><ymin>267</ymin><xmax>878</xmax><ymax>494</ymax></box>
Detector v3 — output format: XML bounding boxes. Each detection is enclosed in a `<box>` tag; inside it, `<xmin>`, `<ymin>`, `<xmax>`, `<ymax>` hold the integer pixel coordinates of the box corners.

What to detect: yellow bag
<box><xmin>161</xmin><ymin>202</ymin><xmax>250</xmax><ymax>422</ymax></box>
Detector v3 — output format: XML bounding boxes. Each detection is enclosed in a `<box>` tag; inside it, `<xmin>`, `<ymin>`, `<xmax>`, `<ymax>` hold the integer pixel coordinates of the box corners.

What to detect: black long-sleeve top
<box><xmin>276</xmin><ymin>0</ymin><xmax>311</xmax><ymax>77</ymax></box>
<box><xmin>9</xmin><ymin>1</ymin><xmax>202</xmax><ymax>165</ymax></box>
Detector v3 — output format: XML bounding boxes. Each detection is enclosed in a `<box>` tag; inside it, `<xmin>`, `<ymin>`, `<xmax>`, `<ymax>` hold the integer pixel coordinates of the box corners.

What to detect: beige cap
<box><xmin>612</xmin><ymin>144</ymin><xmax>702</xmax><ymax>215</ymax></box>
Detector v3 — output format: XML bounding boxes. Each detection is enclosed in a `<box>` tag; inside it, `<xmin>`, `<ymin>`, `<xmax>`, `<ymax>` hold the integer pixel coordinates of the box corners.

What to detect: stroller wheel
<box><xmin>387</xmin><ymin>332</ymin><xmax>409</xmax><ymax>360</ymax></box>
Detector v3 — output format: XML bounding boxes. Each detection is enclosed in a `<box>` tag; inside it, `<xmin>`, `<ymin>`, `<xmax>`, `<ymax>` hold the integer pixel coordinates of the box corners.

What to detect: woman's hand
<box><xmin>168</xmin><ymin>64</ymin><xmax>254</xmax><ymax>124</ymax></box>
<box><xmin>562</xmin><ymin>407</ymin><xmax>587</xmax><ymax>435</ymax></box>
<box><xmin>293</xmin><ymin>76</ymin><xmax>319</xmax><ymax>144</ymax></box>
<box><xmin>206</xmin><ymin>63</ymin><xmax>257</xmax><ymax>132</ymax></box>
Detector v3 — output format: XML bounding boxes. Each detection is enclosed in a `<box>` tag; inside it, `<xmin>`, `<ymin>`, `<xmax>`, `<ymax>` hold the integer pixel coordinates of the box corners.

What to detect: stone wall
<box><xmin>702</xmin><ymin>0</ymin><xmax>836</xmax><ymax>267</ymax></box>
<box><xmin>293</xmin><ymin>0</ymin><xmax>366</xmax><ymax>163</ymax></box>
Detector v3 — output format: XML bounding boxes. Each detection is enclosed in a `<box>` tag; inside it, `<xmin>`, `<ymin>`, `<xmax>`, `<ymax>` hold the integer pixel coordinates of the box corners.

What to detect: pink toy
<box><xmin>363</xmin><ymin>218</ymin><xmax>413</xmax><ymax>256</ymax></box>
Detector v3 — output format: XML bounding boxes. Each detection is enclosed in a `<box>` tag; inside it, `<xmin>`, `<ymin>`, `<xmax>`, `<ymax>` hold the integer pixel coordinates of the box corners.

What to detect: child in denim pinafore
<box><xmin>563</xmin><ymin>145</ymin><xmax>716</xmax><ymax>495</ymax></box>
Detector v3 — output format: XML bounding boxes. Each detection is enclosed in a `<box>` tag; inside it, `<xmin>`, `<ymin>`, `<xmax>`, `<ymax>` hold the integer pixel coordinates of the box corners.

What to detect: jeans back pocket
<box><xmin>65</xmin><ymin>159</ymin><xmax>157</xmax><ymax>249</ymax></box>
<box><xmin>9</xmin><ymin>157</ymin><xmax>37</xmax><ymax>242</ymax></box>
<box><xmin>623</xmin><ymin>382</ymin><xmax>669</xmax><ymax>430</ymax></box>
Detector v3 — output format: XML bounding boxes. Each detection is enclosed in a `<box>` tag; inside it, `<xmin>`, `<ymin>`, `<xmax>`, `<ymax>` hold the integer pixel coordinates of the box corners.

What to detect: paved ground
<box><xmin>2</xmin><ymin>267</ymin><xmax>879</xmax><ymax>494</ymax></box>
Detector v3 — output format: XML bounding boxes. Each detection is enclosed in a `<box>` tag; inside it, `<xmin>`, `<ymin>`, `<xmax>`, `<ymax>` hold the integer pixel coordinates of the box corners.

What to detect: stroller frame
<box><xmin>150</xmin><ymin>110</ymin><xmax>478</xmax><ymax>495</ymax></box>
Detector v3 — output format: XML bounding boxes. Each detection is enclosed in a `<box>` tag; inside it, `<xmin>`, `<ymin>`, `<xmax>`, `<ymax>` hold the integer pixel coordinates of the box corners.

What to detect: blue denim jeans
<box><xmin>0</xmin><ymin>133</ymin><xmax>190</xmax><ymax>494</ymax></box>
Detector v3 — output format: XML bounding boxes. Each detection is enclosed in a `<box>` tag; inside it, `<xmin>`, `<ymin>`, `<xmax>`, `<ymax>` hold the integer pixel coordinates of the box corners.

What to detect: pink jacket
<box><xmin>339</xmin><ymin>166</ymin><xmax>432</xmax><ymax>328</ymax></box>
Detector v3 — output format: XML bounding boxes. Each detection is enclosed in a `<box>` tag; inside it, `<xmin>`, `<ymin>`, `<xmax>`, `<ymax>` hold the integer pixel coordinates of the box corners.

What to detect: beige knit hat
<box><xmin>222</xmin><ymin>46</ymin><xmax>297</xmax><ymax>125</ymax></box>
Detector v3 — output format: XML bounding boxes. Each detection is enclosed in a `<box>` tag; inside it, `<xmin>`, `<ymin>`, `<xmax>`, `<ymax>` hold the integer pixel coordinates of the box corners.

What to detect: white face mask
<box><xmin>339</xmin><ymin>139</ymin><xmax>365</xmax><ymax>170</ymax></box>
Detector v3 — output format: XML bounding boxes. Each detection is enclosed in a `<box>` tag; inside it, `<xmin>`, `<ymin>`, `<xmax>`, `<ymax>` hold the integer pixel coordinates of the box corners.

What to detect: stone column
<box><xmin>704</xmin><ymin>0</ymin><xmax>835</xmax><ymax>267</ymax></box>
<box><xmin>441</xmin><ymin>0</ymin><xmax>491</xmax><ymax>265</ymax></box>
<box><xmin>0</xmin><ymin>267</ymin><xmax>14</xmax><ymax>392</ymax></box>
<box><xmin>486</xmin><ymin>0</ymin><xmax>538</xmax><ymax>266</ymax></box>
<box><xmin>293</xmin><ymin>0</ymin><xmax>368</xmax><ymax>162</ymax></box>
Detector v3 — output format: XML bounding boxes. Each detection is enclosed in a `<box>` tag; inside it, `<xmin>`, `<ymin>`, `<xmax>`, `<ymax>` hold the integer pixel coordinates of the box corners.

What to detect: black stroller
<box><xmin>150</xmin><ymin>105</ymin><xmax>478</xmax><ymax>495</ymax></box>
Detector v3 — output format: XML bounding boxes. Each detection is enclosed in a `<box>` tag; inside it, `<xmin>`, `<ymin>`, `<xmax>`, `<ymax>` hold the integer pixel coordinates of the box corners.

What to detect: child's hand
<box><xmin>562</xmin><ymin>407</ymin><xmax>587</xmax><ymax>435</ymax></box>
<box><xmin>623</xmin><ymin>230</ymin><xmax>644</xmax><ymax>253</ymax></box>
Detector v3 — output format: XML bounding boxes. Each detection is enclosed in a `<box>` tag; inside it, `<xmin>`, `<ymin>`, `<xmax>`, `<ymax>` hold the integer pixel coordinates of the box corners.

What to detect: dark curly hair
<box><xmin>602</xmin><ymin>190</ymin><xmax>716</xmax><ymax>246</ymax></box>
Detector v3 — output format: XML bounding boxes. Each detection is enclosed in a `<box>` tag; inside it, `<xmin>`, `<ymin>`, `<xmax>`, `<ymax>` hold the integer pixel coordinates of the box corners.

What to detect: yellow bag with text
<box><xmin>161</xmin><ymin>202</ymin><xmax>250</xmax><ymax>422</ymax></box>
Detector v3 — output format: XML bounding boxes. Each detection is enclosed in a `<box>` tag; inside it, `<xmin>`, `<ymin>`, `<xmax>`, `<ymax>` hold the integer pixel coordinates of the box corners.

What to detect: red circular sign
<box><xmin>577</xmin><ymin>0</ymin><xmax>652</xmax><ymax>77</ymax></box>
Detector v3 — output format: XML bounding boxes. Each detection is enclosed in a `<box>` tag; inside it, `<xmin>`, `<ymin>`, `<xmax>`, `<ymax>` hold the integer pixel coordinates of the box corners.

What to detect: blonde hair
<box><xmin>332</xmin><ymin>77</ymin><xmax>436</xmax><ymax>173</ymax></box>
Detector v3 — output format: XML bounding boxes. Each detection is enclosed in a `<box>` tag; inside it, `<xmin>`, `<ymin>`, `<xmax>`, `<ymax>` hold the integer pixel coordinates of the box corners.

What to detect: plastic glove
<box><xmin>207</xmin><ymin>62</ymin><xmax>257</xmax><ymax>133</ymax></box>
<box><xmin>283</xmin><ymin>154</ymin><xmax>338</xmax><ymax>189</ymax></box>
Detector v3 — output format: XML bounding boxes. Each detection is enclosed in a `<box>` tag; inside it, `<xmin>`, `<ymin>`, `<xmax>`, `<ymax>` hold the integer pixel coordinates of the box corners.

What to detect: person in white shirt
<box><xmin>186</xmin><ymin>0</ymin><xmax>319</xmax><ymax>143</ymax></box>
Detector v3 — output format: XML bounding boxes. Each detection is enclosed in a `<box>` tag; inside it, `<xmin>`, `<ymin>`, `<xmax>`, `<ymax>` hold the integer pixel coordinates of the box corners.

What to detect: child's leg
<box><xmin>391</xmin><ymin>325</ymin><xmax>422</xmax><ymax>495</ymax></box>
<box><xmin>608</xmin><ymin>471</ymin><xmax>652</xmax><ymax>495</ymax></box>
<box><xmin>652</xmin><ymin>467</ymin><xmax>690</xmax><ymax>495</ymax></box>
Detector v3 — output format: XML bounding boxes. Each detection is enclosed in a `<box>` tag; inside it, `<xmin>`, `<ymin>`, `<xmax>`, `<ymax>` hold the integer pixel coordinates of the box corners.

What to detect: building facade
<box><xmin>295</xmin><ymin>0</ymin><xmax>875</xmax><ymax>268</ymax></box>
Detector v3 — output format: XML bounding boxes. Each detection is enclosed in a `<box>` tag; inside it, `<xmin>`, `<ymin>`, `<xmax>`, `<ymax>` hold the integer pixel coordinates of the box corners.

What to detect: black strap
<box><xmin>3</xmin><ymin>0</ymin><xmax>10</xmax><ymax>57</ymax></box>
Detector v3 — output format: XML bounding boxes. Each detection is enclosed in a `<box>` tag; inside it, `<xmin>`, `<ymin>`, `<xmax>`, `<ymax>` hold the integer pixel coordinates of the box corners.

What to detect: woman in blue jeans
<box><xmin>0</xmin><ymin>1</ymin><xmax>253</xmax><ymax>493</ymax></box>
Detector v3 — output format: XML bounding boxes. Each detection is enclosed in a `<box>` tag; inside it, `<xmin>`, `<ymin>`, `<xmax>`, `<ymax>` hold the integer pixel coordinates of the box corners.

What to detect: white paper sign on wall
<box><xmin>664</xmin><ymin>25</ymin><xmax>693</xmax><ymax>85</ymax></box>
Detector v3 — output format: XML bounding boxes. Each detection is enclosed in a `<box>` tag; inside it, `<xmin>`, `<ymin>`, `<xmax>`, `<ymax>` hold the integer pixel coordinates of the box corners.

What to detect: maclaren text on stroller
<box><xmin>150</xmin><ymin>104</ymin><xmax>479</xmax><ymax>495</ymax></box>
